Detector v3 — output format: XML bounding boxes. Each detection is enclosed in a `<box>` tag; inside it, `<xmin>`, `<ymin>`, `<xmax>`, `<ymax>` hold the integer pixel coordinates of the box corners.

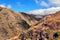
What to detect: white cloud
<box><xmin>29</xmin><ymin>0</ymin><xmax>60</xmax><ymax>15</ymax></box>
<box><xmin>49</xmin><ymin>0</ymin><xmax>60</xmax><ymax>6</ymax></box>
<box><xmin>35</xmin><ymin>0</ymin><xmax>39</xmax><ymax>4</ymax></box>
<box><xmin>34</xmin><ymin>0</ymin><xmax>60</xmax><ymax>7</ymax></box>
<box><xmin>28</xmin><ymin>7</ymin><xmax>60</xmax><ymax>15</ymax></box>
<box><xmin>0</xmin><ymin>4</ymin><xmax>12</xmax><ymax>9</ymax></box>
<box><xmin>40</xmin><ymin>1</ymin><xmax>49</xmax><ymax>7</ymax></box>
<box><xmin>34</xmin><ymin>0</ymin><xmax>49</xmax><ymax>7</ymax></box>
<box><xmin>7</xmin><ymin>5</ymin><xmax>12</xmax><ymax>9</ymax></box>
<box><xmin>0</xmin><ymin>4</ymin><xmax>5</xmax><ymax>7</ymax></box>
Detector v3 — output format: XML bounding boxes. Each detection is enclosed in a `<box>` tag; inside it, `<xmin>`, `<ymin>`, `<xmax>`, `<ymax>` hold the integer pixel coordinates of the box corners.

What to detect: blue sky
<box><xmin>0</xmin><ymin>0</ymin><xmax>60</xmax><ymax>12</ymax></box>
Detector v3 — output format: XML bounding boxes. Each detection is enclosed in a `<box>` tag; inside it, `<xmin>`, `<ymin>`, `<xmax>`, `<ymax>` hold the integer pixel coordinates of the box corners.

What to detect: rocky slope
<box><xmin>0</xmin><ymin>7</ymin><xmax>39</xmax><ymax>40</ymax></box>
<box><xmin>18</xmin><ymin>11</ymin><xmax>60</xmax><ymax>40</ymax></box>
<box><xmin>0</xmin><ymin>7</ymin><xmax>60</xmax><ymax>40</ymax></box>
<box><xmin>19</xmin><ymin>11</ymin><xmax>60</xmax><ymax>40</ymax></box>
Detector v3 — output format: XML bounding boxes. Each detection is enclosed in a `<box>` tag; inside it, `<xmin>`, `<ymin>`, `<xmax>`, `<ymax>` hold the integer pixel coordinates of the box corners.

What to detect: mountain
<box><xmin>33</xmin><ymin>11</ymin><xmax>60</xmax><ymax>30</ymax></box>
<box><xmin>0</xmin><ymin>7</ymin><xmax>39</xmax><ymax>40</ymax></box>
<box><xmin>21</xmin><ymin>11</ymin><xmax>60</xmax><ymax>40</ymax></box>
<box><xmin>30</xmin><ymin>14</ymin><xmax>46</xmax><ymax>21</ymax></box>
<box><xmin>18</xmin><ymin>11</ymin><xmax>60</xmax><ymax>40</ymax></box>
<box><xmin>0</xmin><ymin>7</ymin><xmax>60</xmax><ymax>40</ymax></box>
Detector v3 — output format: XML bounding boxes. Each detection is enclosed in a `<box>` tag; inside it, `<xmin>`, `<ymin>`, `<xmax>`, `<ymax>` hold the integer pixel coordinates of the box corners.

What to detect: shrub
<box><xmin>53</xmin><ymin>30</ymin><xmax>60</xmax><ymax>40</ymax></box>
<box><xmin>25</xmin><ymin>38</ymin><xmax>31</xmax><ymax>40</ymax></box>
<box><xmin>46</xmin><ymin>30</ymin><xmax>52</xmax><ymax>35</ymax></box>
<box><xmin>57</xmin><ymin>30</ymin><xmax>60</xmax><ymax>37</ymax></box>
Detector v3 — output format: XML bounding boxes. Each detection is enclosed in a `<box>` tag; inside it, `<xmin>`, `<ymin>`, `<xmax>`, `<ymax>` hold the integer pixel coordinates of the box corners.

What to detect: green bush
<box><xmin>57</xmin><ymin>30</ymin><xmax>60</xmax><ymax>37</ymax></box>
<box><xmin>25</xmin><ymin>38</ymin><xmax>31</xmax><ymax>40</ymax></box>
<box><xmin>46</xmin><ymin>30</ymin><xmax>52</xmax><ymax>35</ymax></box>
